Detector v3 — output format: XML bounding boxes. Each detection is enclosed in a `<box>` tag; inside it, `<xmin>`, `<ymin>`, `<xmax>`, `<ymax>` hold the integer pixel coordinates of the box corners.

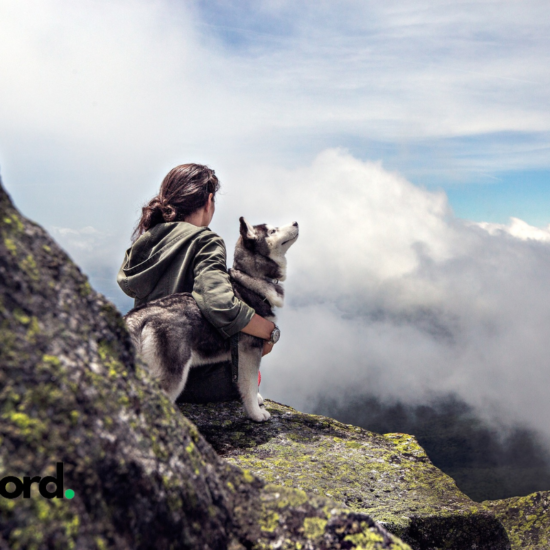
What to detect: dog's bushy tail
<box><xmin>124</xmin><ymin>313</ymin><xmax>163</xmax><ymax>379</ymax></box>
<box><xmin>123</xmin><ymin>312</ymin><xmax>145</xmax><ymax>354</ymax></box>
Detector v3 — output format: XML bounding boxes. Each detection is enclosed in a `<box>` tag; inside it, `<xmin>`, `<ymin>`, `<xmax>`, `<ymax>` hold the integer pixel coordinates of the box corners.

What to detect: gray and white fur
<box><xmin>123</xmin><ymin>217</ymin><xmax>299</xmax><ymax>422</ymax></box>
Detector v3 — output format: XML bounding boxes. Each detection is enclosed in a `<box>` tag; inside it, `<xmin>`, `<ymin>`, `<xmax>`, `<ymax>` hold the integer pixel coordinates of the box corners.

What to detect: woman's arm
<box><xmin>191</xmin><ymin>231</ymin><xmax>276</xmax><ymax>355</ymax></box>
<box><xmin>241</xmin><ymin>313</ymin><xmax>275</xmax><ymax>339</ymax></box>
<box><xmin>241</xmin><ymin>314</ymin><xmax>276</xmax><ymax>356</ymax></box>
<box><xmin>192</xmin><ymin>232</ymin><xmax>256</xmax><ymax>337</ymax></box>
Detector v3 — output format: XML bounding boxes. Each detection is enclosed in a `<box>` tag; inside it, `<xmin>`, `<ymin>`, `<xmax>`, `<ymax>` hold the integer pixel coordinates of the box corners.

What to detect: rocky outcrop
<box><xmin>483</xmin><ymin>492</ymin><xmax>550</xmax><ymax>549</ymax></box>
<box><xmin>180</xmin><ymin>400</ymin><xmax>511</xmax><ymax>549</ymax></box>
<box><xmin>0</xmin><ymin>179</ymin><xmax>410</xmax><ymax>549</ymax></box>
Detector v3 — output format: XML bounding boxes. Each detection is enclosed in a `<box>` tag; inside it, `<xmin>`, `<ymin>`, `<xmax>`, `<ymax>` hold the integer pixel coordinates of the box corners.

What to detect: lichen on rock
<box><xmin>483</xmin><ymin>491</ymin><xmax>550</xmax><ymax>550</ymax></box>
<box><xmin>0</xmin><ymin>178</ymin><xmax>409</xmax><ymax>549</ymax></box>
<box><xmin>179</xmin><ymin>399</ymin><xmax>511</xmax><ymax>549</ymax></box>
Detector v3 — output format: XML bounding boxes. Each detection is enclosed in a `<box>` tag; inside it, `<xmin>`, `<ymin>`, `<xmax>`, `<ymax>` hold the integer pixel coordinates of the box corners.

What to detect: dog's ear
<box><xmin>239</xmin><ymin>217</ymin><xmax>257</xmax><ymax>242</ymax></box>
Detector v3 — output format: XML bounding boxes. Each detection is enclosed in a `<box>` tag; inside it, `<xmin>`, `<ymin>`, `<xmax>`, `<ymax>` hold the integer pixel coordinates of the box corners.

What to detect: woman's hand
<box><xmin>242</xmin><ymin>314</ymin><xmax>276</xmax><ymax>340</ymax></box>
<box><xmin>242</xmin><ymin>314</ymin><xmax>276</xmax><ymax>356</ymax></box>
<box><xmin>262</xmin><ymin>341</ymin><xmax>274</xmax><ymax>357</ymax></box>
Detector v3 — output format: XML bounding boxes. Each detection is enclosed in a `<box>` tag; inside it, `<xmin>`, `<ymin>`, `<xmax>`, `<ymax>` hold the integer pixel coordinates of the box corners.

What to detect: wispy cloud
<box><xmin>51</xmin><ymin>226</ymin><xmax>106</xmax><ymax>250</ymax></box>
<box><xmin>473</xmin><ymin>218</ymin><xmax>550</xmax><ymax>242</ymax></box>
<box><xmin>194</xmin><ymin>1</ymin><xmax>550</xmax><ymax>139</ymax></box>
<box><xmin>1</xmin><ymin>0</ymin><xmax>549</xmax><ymax>207</ymax></box>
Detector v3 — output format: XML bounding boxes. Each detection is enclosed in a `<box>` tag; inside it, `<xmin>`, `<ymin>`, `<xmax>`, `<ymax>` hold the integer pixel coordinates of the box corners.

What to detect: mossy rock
<box><xmin>483</xmin><ymin>491</ymin><xmax>550</xmax><ymax>549</ymax></box>
<box><xmin>179</xmin><ymin>399</ymin><xmax>511</xmax><ymax>549</ymax></box>
<box><xmin>0</xmin><ymin>179</ymin><xmax>410</xmax><ymax>549</ymax></box>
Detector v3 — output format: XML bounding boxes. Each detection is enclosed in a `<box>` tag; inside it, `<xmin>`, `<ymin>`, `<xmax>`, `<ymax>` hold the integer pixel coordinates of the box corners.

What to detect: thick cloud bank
<box><xmin>238</xmin><ymin>150</ymin><xmax>550</xmax><ymax>443</ymax></box>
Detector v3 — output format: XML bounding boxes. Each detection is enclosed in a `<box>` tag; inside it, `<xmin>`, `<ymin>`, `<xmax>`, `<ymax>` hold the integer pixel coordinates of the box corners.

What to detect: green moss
<box><xmin>13</xmin><ymin>308</ymin><xmax>31</xmax><ymax>325</ymax></box>
<box><xmin>0</xmin><ymin>496</ymin><xmax>16</xmax><ymax>513</ymax></box>
<box><xmin>98</xmin><ymin>340</ymin><xmax>124</xmax><ymax>376</ymax></box>
<box><xmin>20</xmin><ymin>254</ymin><xmax>39</xmax><ymax>281</ymax></box>
<box><xmin>0</xmin><ymin>323</ymin><xmax>16</xmax><ymax>360</ymax></box>
<box><xmin>3</xmin><ymin>411</ymin><xmax>48</xmax><ymax>441</ymax></box>
<box><xmin>242</xmin><ymin>469</ymin><xmax>255</xmax><ymax>484</ymax></box>
<box><xmin>186</xmin><ymin>422</ymin><xmax>201</xmax><ymax>444</ymax></box>
<box><xmin>118</xmin><ymin>395</ymin><xmax>130</xmax><ymax>407</ymax></box>
<box><xmin>262</xmin><ymin>485</ymin><xmax>309</xmax><ymax>509</ymax></box>
<box><xmin>483</xmin><ymin>491</ymin><xmax>550</xmax><ymax>549</ymax></box>
<box><xmin>1</xmin><ymin>495</ymin><xmax>81</xmax><ymax>550</ymax></box>
<box><xmin>303</xmin><ymin>517</ymin><xmax>327</xmax><ymax>539</ymax></box>
<box><xmin>42</xmin><ymin>354</ymin><xmax>61</xmax><ymax>367</ymax></box>
<box><xmin>181</xmin><ymin>399</ymin><xmax>507</xmax><ymax>549</ymax></box>
<box><xmin>259</xmin><ymin>510</ymin><xmax>280</xmax><ymax>533</ymax></box>
<box><xmin>26</xmin><ymin>316</ymin><xmax>40</xmax><ymax>342</ymax></box>
<box><xmin>4</xmin><ymin>237</ymin><xmax>17</xmax><ymax>255</ymax></box>
<box><xmin>2</xmin><ymin>212</ymin><xmax>25</xmax><ymax>232</ymax></box>
<box><xmin>345</xmin><ymin>529</ymin><xmax>385</xmax><ymax>548</ymax></box>
<box><xmin>79</xmin><ymin>280</ymin><xmax>92</xmax><ymax>297</ymax></box>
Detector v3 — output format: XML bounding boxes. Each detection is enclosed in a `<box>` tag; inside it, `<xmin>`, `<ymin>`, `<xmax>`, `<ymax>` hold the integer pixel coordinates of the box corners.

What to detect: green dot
<box><xmin>65</xmin><ymin>489</ymin><xmax>75</xmax><ymax>499</ymax></box>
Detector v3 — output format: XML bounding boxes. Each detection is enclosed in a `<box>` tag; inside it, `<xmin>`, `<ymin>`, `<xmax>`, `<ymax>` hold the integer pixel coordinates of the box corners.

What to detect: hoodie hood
<box><xmin>117</xmin><ymin>222</ymin><xmax>208</xmax><ymax>301</ymax></box>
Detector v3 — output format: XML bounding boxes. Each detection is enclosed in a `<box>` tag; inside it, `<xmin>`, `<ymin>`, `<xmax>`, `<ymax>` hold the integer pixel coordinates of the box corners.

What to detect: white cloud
<box><xmin>1</xmin><ymin>0</ymin><xmax>549</xmax><ymax>207</ymax></box>
<box><xmin>247</xmin><ymin>150</ymin><xmax>550</xmax><ymax>446</ymax></box>
<box><xmin>474</xmin><ymin>218</ymin><xmax>550</xmax><ymax>242</ymax></box>
<box><xmin>51</xmin><ymin>226</ymin><xmax>104</xmax><ymax>248</ymax></box>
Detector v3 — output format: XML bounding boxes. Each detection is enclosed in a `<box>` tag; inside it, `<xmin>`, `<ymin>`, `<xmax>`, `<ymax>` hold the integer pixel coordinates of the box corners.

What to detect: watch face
<box><xmin>271</xmin><ymin>327</ymin><xmax>280</xmax><ymax>344</ymax></box>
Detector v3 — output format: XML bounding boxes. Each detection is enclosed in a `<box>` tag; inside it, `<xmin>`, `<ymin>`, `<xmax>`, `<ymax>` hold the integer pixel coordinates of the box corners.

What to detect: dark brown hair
<box><xmin>133</xmin><ymin>163</ymin><xmax>220</xmax><ymax>240</ymax></box>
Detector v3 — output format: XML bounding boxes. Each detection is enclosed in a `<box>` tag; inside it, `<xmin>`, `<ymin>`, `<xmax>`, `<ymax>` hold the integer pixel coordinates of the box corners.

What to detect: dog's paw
<box><xmin>257</xmin><ymin>392</ymin><xmax>264</xmax><ymax>406</ymax></box>
<box><xmin>248</xmin><ymin>407</ymin><xmax>271</xmax><ymax>422</ymax></box>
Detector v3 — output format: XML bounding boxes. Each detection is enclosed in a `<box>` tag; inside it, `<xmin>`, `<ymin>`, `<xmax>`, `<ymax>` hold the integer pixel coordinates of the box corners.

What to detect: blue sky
<box><xmin>447</xmin><ymin>169</ymin><xmax>550</xmax><ymax>225</ymax></box>
<box><xmin>2</xmin><ymin>1</ymin><xmax>550</xmax><ymax>432</ymax></box>
<box><xmin>191</xmin><ymin>0</ymin><xmax>550</xmax><ymax>224</ymax></box>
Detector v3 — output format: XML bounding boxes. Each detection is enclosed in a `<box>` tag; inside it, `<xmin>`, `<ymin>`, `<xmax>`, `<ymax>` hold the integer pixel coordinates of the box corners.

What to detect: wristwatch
<box><xmin>268</xmin><ymin>324</ymin><xmax>280</xmax><ymax>345</ymax></box>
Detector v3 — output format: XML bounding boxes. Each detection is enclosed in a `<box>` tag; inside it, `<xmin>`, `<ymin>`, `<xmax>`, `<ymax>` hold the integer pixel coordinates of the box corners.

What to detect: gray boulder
<box><xmin>483</xmin><ymin>491</ymin><xmax>550</xmax><ymax>549</ymax></box>
<box><xmin>180</xmin><ymin>399</ymin><xmax>511</xmax><ymax>549</ymax></box>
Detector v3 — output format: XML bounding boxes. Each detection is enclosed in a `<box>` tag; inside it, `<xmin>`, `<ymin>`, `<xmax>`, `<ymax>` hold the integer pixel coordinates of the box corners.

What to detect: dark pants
<box><xmin>176</xmin><ymin>361</ymin><xmax>240</xmax><ymax>404</ymax></box>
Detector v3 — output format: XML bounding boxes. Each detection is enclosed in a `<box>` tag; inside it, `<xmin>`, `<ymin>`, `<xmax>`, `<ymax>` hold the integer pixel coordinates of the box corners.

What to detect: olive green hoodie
<box><xmin>117</xmin><ymin>222</ymin><xmax>255</xmax><ymax>338</ymax></box>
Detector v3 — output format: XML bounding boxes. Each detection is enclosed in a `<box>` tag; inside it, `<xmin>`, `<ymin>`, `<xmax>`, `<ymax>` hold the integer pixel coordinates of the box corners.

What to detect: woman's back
<box><xmin>118</xmin><ymin>220</ymin><xmax>255</xmax><ymax>338</ymax></box>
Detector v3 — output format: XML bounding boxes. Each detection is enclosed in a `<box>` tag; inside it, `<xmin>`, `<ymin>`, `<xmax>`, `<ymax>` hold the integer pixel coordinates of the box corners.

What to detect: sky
<box><xmin>1</xmin><ymin>1</ymin><xmax>550</xmax><ymax>441</ymax></box>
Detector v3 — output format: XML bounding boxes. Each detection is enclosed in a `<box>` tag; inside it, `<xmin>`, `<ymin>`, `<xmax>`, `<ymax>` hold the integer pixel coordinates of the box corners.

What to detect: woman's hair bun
<box><xmin>160</xmin><ymin>203</ymin><xmax>176</xmax><ymax>222</ymax></box>
<box><xmin>133</xmin><ymin>163</ymin><xmax>220</xmax><ymax>241</ymax></box>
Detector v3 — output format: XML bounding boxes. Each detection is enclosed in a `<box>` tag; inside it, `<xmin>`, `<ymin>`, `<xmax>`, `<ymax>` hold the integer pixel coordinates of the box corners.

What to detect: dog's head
<box><xmin>238</xmin><ymin>217</ymin><xmax>299</xmax><ymax>266</ymax></box>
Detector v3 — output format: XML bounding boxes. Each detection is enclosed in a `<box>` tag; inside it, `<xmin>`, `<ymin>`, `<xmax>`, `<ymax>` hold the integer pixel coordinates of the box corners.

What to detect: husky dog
<box><xmin>124</xmin><ymin>217</ymin><xmax>299</xmax><ymax>422</ymax></box>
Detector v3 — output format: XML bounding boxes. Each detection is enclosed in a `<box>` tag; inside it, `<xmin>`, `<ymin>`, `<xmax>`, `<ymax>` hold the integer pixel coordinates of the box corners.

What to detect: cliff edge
<box><xmin>180</xmin><ymin>399</ymin><xmax>511</xmax><ymax>549</ymax></box>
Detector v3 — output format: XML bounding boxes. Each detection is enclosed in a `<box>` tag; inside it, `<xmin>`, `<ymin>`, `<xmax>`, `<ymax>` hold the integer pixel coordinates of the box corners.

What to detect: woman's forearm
<box><xmin>241</xmin><ymin>314</ymin><xmax>275</xmax><ymax>340</ymax></box>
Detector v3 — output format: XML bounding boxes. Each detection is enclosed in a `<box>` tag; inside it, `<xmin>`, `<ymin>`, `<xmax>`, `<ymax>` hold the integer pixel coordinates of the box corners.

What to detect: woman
<box><xmin>117</xmin><ymin>164</ymin><xmax>278</xmax><ymax>362</ymax></box>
